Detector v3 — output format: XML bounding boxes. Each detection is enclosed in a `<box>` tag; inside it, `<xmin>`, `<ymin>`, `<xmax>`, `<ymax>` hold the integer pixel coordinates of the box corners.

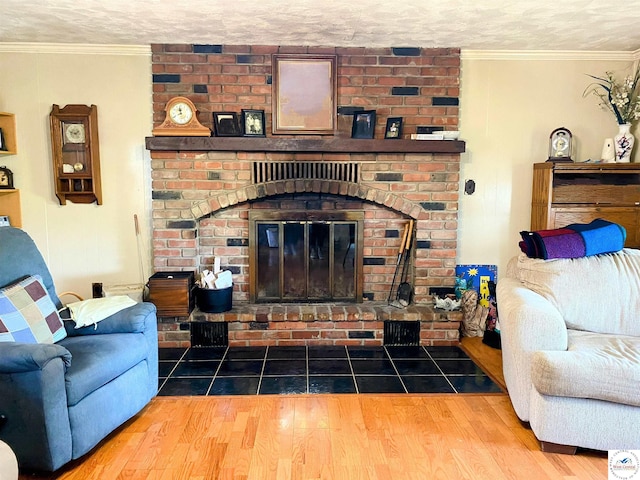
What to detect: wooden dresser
<box><xmin>531</xmin><ymin>162</ymin><xmax>640</xmax><ymax>248</ymax></box>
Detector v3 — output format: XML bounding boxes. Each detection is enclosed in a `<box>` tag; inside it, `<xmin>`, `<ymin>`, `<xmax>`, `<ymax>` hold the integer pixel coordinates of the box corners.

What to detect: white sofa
<box><xmin>497</xmin><ymin>248</ymin><xmax>640</xmax><ymax>453</ymax></box>
<box><xmin>0</xmin><ymin>440</ymin><xmax>18</xmax><ymax>480</ymax></box>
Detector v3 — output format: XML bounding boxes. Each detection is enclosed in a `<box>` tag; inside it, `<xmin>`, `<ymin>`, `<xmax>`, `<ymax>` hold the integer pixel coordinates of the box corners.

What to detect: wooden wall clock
<box><xmin>152</xmin><ymin>97</ymin><xmax>211</xmax><ymax>136</ymax></box>
<box><xmin>50</xmin><ymin>104</ymin><xmax>102</xmax><ymax>205</ymax></box>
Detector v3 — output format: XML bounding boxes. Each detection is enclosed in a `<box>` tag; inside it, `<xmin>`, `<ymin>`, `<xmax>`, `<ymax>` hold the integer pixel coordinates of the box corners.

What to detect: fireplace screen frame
<box><xmin>249</xmin><ymin>210</ymin><xmax>364</xmax><ymax>303</ymax></box>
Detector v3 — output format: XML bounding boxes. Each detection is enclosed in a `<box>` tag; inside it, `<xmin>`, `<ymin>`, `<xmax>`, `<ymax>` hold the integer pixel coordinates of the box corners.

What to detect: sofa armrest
<box><xmin>497</xmin><ymin>278</ymin><xmax>568</xmax><ymax>351</ymax></box>
<box><xmin>0</xmin><ymin>342</ymin><xmax>71</xmax><ymax>374</ymax></box>
<box><xmin>65</xmin><ymin>302</ymin><xmax>157</xmax><ymax>336</ymax></box>
<box><xmin>0</xmin><ymin>345</ymin><xmax>73</xmax><ymax>470</ymax></box>
<box><xmin>496</xmin><ymin>277</ymin><xmax>568</xmax><ymax>421</ymax></box>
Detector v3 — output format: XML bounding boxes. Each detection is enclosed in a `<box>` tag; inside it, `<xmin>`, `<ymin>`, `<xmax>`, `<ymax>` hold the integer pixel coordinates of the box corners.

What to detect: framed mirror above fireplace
<box><xmin>249</xmin><ymin>210</ymin><xmax>364</xmax><ymax>303</ymax></box>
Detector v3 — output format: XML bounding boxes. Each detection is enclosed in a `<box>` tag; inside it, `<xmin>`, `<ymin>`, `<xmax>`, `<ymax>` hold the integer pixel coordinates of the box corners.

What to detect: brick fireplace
<box><xmin>148</xmin><ymin>44</ymin><xmax>463</xmax><ymax>347</ymax></box>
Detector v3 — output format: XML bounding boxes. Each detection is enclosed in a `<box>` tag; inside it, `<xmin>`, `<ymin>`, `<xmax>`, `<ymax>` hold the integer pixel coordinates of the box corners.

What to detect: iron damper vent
<box><xmin>253</xmin><ymin>162</ymin><xmax>359</xmax><ymax>184</ymax></box>
<box><xmin>190</xmin><ymin>322</ymin><xmax>228</xmax><ymax>347</ymax></box>
<box><xmin>384</xmin><ymin>320</ymin><xmax>420</xmax><ymax>346</ymax></box>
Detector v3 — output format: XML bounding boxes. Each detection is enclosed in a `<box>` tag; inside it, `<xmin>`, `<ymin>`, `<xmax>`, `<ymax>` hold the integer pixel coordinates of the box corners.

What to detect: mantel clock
<box><xmin>152</xmin><ymin>96</ymin><xmax>210</xmax><ymax>136</ymax></box>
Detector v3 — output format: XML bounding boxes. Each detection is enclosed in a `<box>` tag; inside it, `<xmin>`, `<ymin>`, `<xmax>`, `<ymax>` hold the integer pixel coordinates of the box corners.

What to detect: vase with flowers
<box><xmin>584</xmin><ymin>65</ymin><xmax>640</xmax><ymax>162</ymax></box>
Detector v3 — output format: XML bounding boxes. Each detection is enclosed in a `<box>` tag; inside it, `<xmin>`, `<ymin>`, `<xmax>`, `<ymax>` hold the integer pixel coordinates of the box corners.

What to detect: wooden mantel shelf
<box><xmin>145</xmin><ymin>136</ymin><xmax>465</xmax><ymax>154</ymax></box>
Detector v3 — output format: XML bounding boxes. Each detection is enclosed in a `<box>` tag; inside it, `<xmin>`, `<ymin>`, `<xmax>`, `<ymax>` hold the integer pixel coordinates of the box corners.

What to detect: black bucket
<box><xmin>195</xmin><ymin>285</ymin><xmax>233</xmax><ymax>313</ymax></box>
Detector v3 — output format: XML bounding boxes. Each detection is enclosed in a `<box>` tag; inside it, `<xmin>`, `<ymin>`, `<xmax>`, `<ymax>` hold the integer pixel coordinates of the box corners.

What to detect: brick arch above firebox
<box><xmin>189</xmin><ymin>179</ymin><xmax>429</xmax><ymax>221</ymax></box>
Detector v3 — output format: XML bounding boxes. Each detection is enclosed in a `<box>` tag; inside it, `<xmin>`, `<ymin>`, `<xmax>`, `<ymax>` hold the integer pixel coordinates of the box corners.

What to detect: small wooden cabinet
<box><xmin>0</xmin><ymin>189</ymin><xmax>22</xmax><ymax>228</ymax></box>
<box><xmin>531</xmin><ymin>162</ymin><xmax>640</xmax><ymax>248</ymax></box>
<box><xmin>147</xmin><ymin>271</ymin><xmax>195</xmax><ymax>317</ymax></box>
<box><xmin>49</xmin><ymin>104</ymin><xmax>102</xmax><ymax>205</ymax></box>
<box><xmin>0</xmin><ymin>112</ymin><xmax>17</xmax><ymax>155</ymax></box>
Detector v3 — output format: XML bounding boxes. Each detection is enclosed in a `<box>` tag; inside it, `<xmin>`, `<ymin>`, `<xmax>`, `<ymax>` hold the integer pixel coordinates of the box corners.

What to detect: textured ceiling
<box><xmin>1</xmin><ymin>0</ymin><xmax>640</xmax><ymax>51</ymax></box>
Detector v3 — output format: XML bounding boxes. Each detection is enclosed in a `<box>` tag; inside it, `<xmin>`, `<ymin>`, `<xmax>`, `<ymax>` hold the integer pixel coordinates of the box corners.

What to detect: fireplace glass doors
<box><xmin>249</xmin><ymin>211</ymin><xmax>363</xmax><ymax>303</ymax></box>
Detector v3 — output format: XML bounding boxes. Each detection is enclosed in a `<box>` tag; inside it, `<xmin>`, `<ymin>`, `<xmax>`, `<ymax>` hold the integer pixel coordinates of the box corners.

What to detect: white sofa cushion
<box><xmin>531</xmin><ymin>330</ymin><xmax>640</xmax><ymax>407</ymax></box>
<box><xmin>0</xmin><ymin>440</ymin><xmax>18</xmax><ymax>480</ymax></box>
<box><xmin>515</xmin><ymin>248</ymin><xmax>640</xmax><ymax>336</ymax></box>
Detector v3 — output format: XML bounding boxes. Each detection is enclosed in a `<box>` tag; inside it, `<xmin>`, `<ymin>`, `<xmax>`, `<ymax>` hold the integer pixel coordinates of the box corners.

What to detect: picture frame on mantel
<box><xmin>351</xmin><ymin>110</ymin><xmax>376</xmax><ymax>139</ymax></box>
<box><xmin>272</xmin><ymin>54</ymin><xmax>337</xmax><ymax>135</ymax></box>
<box><xmin>241</xmin><ymin>109</ymin><xmax>266</xmax><ymax>137</ymax></box>
<box><xmin>213</xmin><ymin>112</ymin><xmax>242</xmax><ymax>137</ymax></box>
<box><xmin>384</xmin><ymin>117</ymin><xmax>403</xmax><ymax>139</ymax></box>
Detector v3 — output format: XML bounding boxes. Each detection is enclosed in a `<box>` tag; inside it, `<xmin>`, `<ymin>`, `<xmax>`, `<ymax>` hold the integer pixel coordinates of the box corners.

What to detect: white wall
<box><xmin>0</xmin><ymin>45</ymin><xmax>153</xmax><ymax>299</ymax></box>
<box><xmin>0</xmin><ymin>46</ymin><xmax>636</xmax><ymax>296</ymax></box>
<box><xmin>458</xmin><ymin>52</ymin><xmax>637</xmax><ymax>277</ymax></box>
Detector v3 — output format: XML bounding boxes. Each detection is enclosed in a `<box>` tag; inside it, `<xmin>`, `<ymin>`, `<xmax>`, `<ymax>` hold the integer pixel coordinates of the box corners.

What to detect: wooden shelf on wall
<box><xmin>0</xmin><ymin>189</ymin><xmax>22</xmax><ymax>228</ymax></box>
<box><xmin>145</xmin><ymin>136</ymin><xmax>465</xmax><ymax>154</ymax></box>
<box><xmin>0</xmin><ymin>112</ymin><xmax>18</xmax><ymax>155</ymax></box>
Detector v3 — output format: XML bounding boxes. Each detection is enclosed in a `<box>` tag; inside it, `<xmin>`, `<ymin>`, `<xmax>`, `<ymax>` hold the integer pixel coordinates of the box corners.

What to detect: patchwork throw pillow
<box><xmin>0</xmin><ymin>275</ymin><xmax>67</xmax><ymax>343</ymax></box>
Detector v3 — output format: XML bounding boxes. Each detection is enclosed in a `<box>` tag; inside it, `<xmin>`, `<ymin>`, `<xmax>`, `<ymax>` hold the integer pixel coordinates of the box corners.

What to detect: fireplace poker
<box><xmin>396</xmin><ymin>219</ymin><xmax>414</xmax><ymax>307</ymax></box>
<box><xmin>388</xmin><ymin>222</ymin><xmax>410</xmax><ymax>306</ymax></box>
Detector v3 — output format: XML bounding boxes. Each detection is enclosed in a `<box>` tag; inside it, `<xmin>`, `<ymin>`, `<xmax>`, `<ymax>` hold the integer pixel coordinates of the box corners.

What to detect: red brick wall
<box><xmin>150</xmin><ymin>44</ymin><xmax>461</xmax><ymax>308</ymax></box>
<box><xmin>151</xmin><ymin>45</ymin><xmax>460</xmax><ymax>135</ymax></box>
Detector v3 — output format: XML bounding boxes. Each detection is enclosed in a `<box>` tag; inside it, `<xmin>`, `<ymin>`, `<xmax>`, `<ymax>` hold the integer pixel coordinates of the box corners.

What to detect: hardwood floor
<box><xmin>459</xmin><ymin>337</ymin><xmax>506</xmax><ymax>391</ymax></box>
<box><xmin>18</xmin><ymin>341</ymin><xmax>608</xmax><ymax>480</ymax></box>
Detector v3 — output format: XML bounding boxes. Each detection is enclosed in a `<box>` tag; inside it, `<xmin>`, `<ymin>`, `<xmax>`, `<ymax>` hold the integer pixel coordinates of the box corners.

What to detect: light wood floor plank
<box><xmin>18</xmin><ymin>341</ymin><xmax>609</xmax><ymax>480</ymax></box>
<box><xmin>23</xmin><ymin>395</ymin><xmax>607</xmax><ymax>480</ymax></box>
<box><xmin>460</xmin><ymin>336</ymin><xmax>506</xmax><ymax>390</ymax></box>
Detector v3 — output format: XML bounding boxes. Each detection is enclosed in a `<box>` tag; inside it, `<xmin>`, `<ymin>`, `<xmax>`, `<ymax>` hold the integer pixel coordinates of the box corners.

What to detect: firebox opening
<box><xmin>249</xmin><ymin>210</ymin><xmax>364</xmax><ymax>303</ymax></box>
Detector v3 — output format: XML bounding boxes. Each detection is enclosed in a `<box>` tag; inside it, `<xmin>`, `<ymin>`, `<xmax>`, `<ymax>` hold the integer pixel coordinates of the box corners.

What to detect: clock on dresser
<box><xmin>547</xmin><ymin>127</ymin><xmax>573</xmax><ymax>162</ymax></box>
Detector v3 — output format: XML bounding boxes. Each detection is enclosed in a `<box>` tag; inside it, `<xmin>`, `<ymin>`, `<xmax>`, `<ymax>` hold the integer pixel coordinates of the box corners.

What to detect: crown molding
<box><xmin>0</xmin><ymin>43</ymin><xmax>151</xmax><ymax>55</ymax></box>
<box><xmin>1</xmin><ymin>44</ymin><xmax>638</xmax><ymax>61</ymax></box>
<box><xmin>461</xmin><ymin>49</ymin><xmax>637</xmax><ymax>61</ymax></box>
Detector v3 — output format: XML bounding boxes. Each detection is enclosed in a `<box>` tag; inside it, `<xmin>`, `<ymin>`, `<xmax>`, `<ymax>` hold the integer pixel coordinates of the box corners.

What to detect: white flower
<box><xmin>584</xmin><ymin>65</ymin><xmax>640</xmax><ymax>125</ymax></box>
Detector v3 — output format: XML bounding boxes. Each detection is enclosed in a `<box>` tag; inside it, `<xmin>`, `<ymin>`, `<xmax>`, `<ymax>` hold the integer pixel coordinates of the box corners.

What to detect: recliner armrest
<box><xmin>65</xmin><ymin>302</ymin><xmax>157</xmax><ymax>336</ymax></box>
<box><xmin>0</xmin><ymin>342</ymin><xmax>71</xmax><ymax>373</ymax></box>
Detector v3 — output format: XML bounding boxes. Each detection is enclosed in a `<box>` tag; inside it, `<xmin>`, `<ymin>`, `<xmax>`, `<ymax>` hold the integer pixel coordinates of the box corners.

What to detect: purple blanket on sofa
<box><xmin>519</xmin><ymin>219</ymin><xmax>626</xmax><ymax>260</ymax></box>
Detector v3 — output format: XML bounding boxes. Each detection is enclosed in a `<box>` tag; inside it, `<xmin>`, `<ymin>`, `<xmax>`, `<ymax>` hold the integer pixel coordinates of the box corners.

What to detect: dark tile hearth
<box><xmin>158</xmin><ymin>345</ymin><xmax>503</xmax><ymax>396</ymax></box>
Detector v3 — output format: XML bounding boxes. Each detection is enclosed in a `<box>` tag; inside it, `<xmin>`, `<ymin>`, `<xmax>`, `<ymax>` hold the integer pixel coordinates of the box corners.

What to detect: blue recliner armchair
<box><xmin>0</xmin><ymin>227</ymin><xmax>158</xmax><ymax>472</ymax></box>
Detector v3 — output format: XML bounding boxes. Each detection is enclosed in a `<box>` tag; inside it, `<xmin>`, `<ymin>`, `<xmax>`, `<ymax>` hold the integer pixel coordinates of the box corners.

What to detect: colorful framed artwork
<box><xmin>455</xmin><ymin>264</ymin><xmax>498</xmax><ymax>307</ymax></box>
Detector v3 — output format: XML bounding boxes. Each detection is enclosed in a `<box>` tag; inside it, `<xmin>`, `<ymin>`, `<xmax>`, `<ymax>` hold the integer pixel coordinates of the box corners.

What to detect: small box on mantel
<box><xmin>147</xmin><ymin>271</ymin><xmax>195</xmax><ymax>317</ymax></box>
